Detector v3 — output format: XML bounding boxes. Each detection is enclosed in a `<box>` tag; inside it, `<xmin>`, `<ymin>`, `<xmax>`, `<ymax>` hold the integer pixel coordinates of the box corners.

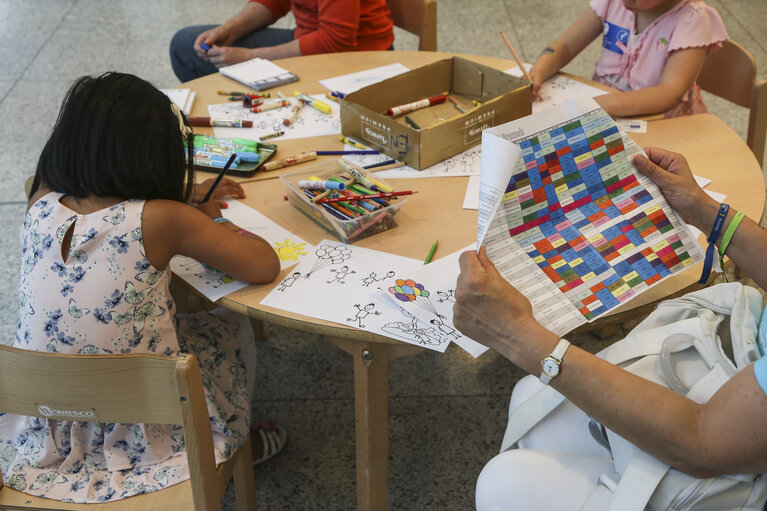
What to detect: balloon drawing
<box><xmin>306</xmin><ymin>243</ymin><xmax>352</xmax><ymax>277</ymax></box>
<box><xmin>388</xmin><ymin>278</ymin><xmax>442</xmax><ymax>318</ymax></box>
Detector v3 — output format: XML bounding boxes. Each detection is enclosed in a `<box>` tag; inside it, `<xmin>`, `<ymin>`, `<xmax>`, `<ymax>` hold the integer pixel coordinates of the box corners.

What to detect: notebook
<box><xmin>161</xmin><ymin>88</ymin><xmax>196</xmax><ymax>114</ymax></box>
<box><xmin>218</xmin><ymin>57</ymin><xmax>299</xmax><ymax>91</ymax></box>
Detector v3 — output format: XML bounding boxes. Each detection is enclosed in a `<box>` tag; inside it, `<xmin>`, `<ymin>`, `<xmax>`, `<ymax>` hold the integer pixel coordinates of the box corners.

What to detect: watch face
<box><xmin>542</xmin><ymin>358</ymin><xmax>560</xmax><ymax>377</ymax></box>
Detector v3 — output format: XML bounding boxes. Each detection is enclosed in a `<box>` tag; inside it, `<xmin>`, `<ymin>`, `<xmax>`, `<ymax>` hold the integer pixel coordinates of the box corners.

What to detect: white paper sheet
<box><xmin>260</xmin><ymin>240</ymin><xmax>456</xmax><ymax>352</ymax></box>
<box><xmin>380</xmin><ymin>244</ymin><xmax>489</xmax><ymax>357</ymax></box>
<box><xmin>479</xmin><ymin>97</ymin><xmax>705</xmax><ymax>335</ymax></box>
<box><xmin>463</xmin><ymin>175</ymin><xmax>480</xmax><ymax>210</ymax></box>
<box><xmin>505</xmin><ymin>64</ymin><xmax>607</xmax><ymax>114</ymax></box>
<box><xmin>208</xmin><ymin>95</ymin><xmax>341</xmax><ymax>141</ymax></box>
<box><xmin>318</xmin><ymin>63</ymin><xmax>410</xmax><ymax>95</ymax></box>
<box><xmin>338</xmin><ymin>143</ymin><xmax>483</xmax><ymax>179</ymax></box>
<box><xmin>161</xmin><ymin>88</ymin><xmax>195</xmax><ymax>114</ymax></box>
<box><xmin>615</xmin><ymin>119</ymin><xmax>647</xmax><ymax>133</ymax></box>
<box><xmin>169</xmin><ymin>200</ymin><xmax>313</xmax><ymax>302</ymax></box>
<box><xmin>477</xmin><ymin>131</ymin><xmax>522</xmax><ymax>247</ymax></box>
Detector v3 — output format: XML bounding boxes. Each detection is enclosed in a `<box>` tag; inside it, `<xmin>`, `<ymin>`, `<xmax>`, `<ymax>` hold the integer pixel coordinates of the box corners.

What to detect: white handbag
<box><xmin>500</xmin><ymin>282</ymin><xmax>767</xmax><ymax>511</ymax></box>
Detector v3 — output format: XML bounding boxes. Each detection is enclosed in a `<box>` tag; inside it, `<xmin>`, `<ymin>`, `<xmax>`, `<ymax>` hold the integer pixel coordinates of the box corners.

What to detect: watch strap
<box><xmin>539</xmin><ymin>338</ymin><xmax>571</xmax><ymax>385</ymax></box>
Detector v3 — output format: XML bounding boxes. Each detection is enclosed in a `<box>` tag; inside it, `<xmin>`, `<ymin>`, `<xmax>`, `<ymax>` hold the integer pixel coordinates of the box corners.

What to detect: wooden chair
<box><xmin>697</xmin><ymin>39</ymin><xmax>767</xmax><ymax>166</ymax></box>
<box><xmin>0</xmin><ymin>345</ymin><xmax>256</xmax><ymax>510</ymax></box>
<box><xmin>387</xmin><ymin>0</ymin><xmax>438</xmax><ymax>52</ymax></box>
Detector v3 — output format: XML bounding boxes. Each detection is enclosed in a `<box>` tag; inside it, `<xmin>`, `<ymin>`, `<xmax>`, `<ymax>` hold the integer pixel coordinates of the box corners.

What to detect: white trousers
<box><xmin>476</xmin><ymin>375</ymin><xmax>617</xmax><ymax>511</ymax></box>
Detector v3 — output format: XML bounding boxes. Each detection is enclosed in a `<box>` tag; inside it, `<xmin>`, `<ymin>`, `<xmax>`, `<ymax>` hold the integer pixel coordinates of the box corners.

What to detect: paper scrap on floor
<box><xmin>161</xmin><ymin>88</ymin><xmax>196</xmax><ymax>114</ymax></box>
<box><xmin>170</xmin><ymin>200</ymin><xmax>313</xmax><ymax>302</ymax></box>
<box><xmin>319</xmin><ymin>63</ymin><xmax>409</xmax><ymax>95</ymax></box>
<box><xmin>478</xmin><ymin>97</ymin><xmax>704</xmax><ymax>336</ymax></box>
<box><xmin>505</xmin><ymin>63</ymin><xmax>607</xmax><ymax>114</ymax></box>
<box><xmin>261</xmin><ymin>240</ymin><xmax>460</xmax><ymax>353</ymax></box>
<box><xmin>208</xmin><ymin>95</ymin><xmax>341</xmax><ymax>140</ymax></box>
<box><xmin>379</xmin><ymin>243</ymin><xmax>489</xmax><ymax>357</ymax></box>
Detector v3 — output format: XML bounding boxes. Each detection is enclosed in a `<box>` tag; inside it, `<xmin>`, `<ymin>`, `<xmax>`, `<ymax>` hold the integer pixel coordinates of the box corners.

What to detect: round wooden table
<box><xmin>181</xmin><ymin>51</ymin><xmax>766</xmax><ymax>510</ymax></box>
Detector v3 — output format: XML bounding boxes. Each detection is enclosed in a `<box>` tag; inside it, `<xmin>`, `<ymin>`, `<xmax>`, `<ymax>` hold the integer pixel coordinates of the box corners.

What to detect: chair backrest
<box><xmin>697</xmin><ymin>39</ymin><xmax>767</xmax><ymax>166</ymax></box>
<box><xmin>0</xmin><ymin>345</ymin><xmax>220</xmax><ymax>510</ymax></box>
<box><xmin>387</xmin><ymin>0</ymin><xmax>437</xmax><ymax>52</ymax></box>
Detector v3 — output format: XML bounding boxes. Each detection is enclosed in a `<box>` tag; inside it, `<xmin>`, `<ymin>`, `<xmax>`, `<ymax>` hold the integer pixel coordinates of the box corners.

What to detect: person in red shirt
<box><xmin>170</xmin><ymin>0</ymin><xmax>395</xmax><ymax>82</ymax></box>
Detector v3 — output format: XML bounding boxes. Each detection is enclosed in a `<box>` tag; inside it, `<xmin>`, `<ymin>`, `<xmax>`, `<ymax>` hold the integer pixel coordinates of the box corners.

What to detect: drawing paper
<box><xmin>505</xmin><ymin>64</ymin><xmax>608</xmax><ymax>113</ymax></box>
<box><xmin>169</xmin><ymin>200</ymin><xmax>312</xmax><ymax>301</ymax></box>
<box><xmin>261</xmin><ymin>240</ymin><xmax>457</xmax><ymax>352</ymax></box>
<box><xmin>380</xmin><ymin>244</ymin><xmax>489</xmax><ymax>357</ymax></box>
<box><xmin>318</xmin><ymin>63</ymin><xmax>410</xmax><ymax>95</ymax></box>
<box><xmin>209</xmin><ymin>95</ymin><xmax>341</xmax><ymax>140</ymax></box>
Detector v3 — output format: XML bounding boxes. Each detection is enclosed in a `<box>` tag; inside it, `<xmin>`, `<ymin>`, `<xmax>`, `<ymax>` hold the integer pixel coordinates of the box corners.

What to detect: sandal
<box><xmin>251</xmin><ymin>421</ymin><xmax>287</xmax><ymax>466</ymax></box>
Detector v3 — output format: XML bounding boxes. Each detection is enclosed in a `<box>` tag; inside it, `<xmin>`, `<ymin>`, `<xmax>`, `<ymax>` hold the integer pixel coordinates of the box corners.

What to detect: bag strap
<box><xmin>607</xmin><ymin>450</ymin><xmax>671</xmax><ymax>511</ymax></box>
<box><xmin>500</xmin><ymin>385</ymin><xmax>566</xmax><ymax>452</ymax></box>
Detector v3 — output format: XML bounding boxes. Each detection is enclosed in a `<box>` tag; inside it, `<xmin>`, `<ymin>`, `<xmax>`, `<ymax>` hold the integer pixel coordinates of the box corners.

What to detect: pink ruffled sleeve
<box><xmin>589</xmin><ymin>0</ymin><xmax>610</xmax><ymax>21</ymax></box>
<box><xmin>668</xmin><ymin>1</ymin><xmax>728</xmax><ymax>55</ymax></box>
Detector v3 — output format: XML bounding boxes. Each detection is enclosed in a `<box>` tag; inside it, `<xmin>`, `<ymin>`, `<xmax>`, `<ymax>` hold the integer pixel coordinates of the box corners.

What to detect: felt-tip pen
<box><xmin>188</xmin><ymin>117</ymin><xmax>253</xmax><ymax>128</ymax></box>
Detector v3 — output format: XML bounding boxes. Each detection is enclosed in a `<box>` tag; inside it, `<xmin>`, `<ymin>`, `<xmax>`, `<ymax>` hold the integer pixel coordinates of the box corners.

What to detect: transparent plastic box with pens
<box><xmin>280</xmin><ymin>159</ymin><xmax>412</xmax><ymax>243</ymax></box>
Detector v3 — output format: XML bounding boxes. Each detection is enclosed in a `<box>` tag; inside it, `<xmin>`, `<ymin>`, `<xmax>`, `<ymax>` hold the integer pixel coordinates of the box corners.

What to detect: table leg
<box><xmin>325</xmin><ymin>337</ymin><xmax>422</xmax><ymax>511</ymax></box>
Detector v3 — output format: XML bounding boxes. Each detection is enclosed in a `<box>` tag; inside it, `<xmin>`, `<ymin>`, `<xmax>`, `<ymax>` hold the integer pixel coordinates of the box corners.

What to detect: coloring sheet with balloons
<box><xmin>259</xmin><ymin>240</ymin><xmax>459</xmax><ymax>352</ymax></box>
<box><xmin>380</xmin><ymin>244</ymin><xmax>489</xmax><ymax>358</ymax></box>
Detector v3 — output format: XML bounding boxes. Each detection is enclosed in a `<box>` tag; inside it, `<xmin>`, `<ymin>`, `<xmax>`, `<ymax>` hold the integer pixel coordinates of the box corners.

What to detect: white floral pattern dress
<box><xmin>0</xmin><ymin>192</ymin><xmax>251</xmax><ymax>503</ymax></box>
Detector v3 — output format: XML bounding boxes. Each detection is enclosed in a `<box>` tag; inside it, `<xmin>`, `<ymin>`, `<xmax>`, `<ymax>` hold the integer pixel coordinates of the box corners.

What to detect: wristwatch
<box><xmin>539</xmin><ymin>338</ymin><xmax>571</xmax><ymax>385</ymax></box>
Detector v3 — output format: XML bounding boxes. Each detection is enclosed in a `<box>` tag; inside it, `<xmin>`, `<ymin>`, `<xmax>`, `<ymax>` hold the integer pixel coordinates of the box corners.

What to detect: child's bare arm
<box><xmin>529</xmin><ymin>9</ymin><xmax>603</xmax><ymax>97</ymax></box>
<box><xmin>594</xmin><ymin>46</ymin><xmax>707</xmax><ymax>117</ymax></box>
<box><xmin>142</xmin><ymin>199</ymin><xmax>280</xmax><ymax>285</ymax></box>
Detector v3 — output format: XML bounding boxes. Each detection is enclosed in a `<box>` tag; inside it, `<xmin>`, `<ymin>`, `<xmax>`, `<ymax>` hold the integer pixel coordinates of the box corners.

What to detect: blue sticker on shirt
<box><xmin>602</xmin><ymin>21</ymin><xmax>630</xmax><ymax>54</ymax></box>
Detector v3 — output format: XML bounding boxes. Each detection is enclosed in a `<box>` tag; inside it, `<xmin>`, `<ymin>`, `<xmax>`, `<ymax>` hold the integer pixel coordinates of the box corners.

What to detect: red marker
<box><xmin>387</xmin><ymin>95</ymin><xmax>447</xmax><ymax>116</ymax></box>
<box><xmin>188</xmin><ymin>117</ymin><xmax>253</xmax><ymax>128</ymax></box>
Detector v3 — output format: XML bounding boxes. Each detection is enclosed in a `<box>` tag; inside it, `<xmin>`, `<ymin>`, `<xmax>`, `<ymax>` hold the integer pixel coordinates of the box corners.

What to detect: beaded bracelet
<box><xmin>698</xmin><ymin>203</ymin><xmax>729</xmax><ymax>284</ymax></box>
<box><xmin>717</xmin><ymin>210</ymin><xmax>745</xmax><ymax>275</ymax></box>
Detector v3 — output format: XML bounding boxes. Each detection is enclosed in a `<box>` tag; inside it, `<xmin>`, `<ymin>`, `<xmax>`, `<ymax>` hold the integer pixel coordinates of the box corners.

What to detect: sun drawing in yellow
<box><xmin>273</xmin><ymin>239</ymin><xmax>309</xmax><ymax>261</ymax></box>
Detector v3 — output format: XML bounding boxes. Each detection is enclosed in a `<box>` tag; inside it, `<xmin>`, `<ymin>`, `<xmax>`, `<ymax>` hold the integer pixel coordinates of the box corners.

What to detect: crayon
<box><xmin>448</xmin><ymin>96</ymin><xmax>468</xmax><ymax>113</ymax></box>
<box><xmin>260</xmin><ymin>131</ymin><xmax>284</xmax><ymax>141</ymax></box>
<box><xmin>337</xmin><ymin>159</ymin><xmax>376</xmax><ymax>189</ymax></box>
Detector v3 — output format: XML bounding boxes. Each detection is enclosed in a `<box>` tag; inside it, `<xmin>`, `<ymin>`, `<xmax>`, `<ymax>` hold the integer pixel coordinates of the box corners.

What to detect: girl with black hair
<box><xmin>0</xmin><ymin>72</ymin><xmax>281</xmax><ymax>502</ymax></box>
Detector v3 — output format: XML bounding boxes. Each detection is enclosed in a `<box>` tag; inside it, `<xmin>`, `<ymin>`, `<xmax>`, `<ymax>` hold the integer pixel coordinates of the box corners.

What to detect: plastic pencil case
<box><xmin>280</xmin><ymin>160</ymin><xmax>405</xmax><ymax>243</ymax></box>
<box><xmin>193</xmin><ymin>142</ymin><xmax>278</xmax><ymax>177</ymax></box>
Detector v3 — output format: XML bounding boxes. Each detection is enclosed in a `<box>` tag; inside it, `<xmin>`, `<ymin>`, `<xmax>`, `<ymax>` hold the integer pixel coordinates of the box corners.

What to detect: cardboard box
<box><xmin>340</xmin><ymin>57</ymin><xmax>532</xmax><ymax>169</ymax></box>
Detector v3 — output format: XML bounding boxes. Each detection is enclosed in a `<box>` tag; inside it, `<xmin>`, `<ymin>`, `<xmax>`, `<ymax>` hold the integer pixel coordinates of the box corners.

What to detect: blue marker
<box><xmin>233</xmin><ymin>151</ymin><xmax>261</xmax><ymax>164</ymax></box>
<box><xmin>200</xmin><ymin>42</ymin><xmax>212</xmax><ymax>51</ymax></box>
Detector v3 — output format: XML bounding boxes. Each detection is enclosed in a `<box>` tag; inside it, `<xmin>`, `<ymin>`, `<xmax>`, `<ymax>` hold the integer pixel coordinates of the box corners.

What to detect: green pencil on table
<box><xmin>424</xmin><ymin>240</ymin><xmax>439</xmax><ymax>264</ymax></box>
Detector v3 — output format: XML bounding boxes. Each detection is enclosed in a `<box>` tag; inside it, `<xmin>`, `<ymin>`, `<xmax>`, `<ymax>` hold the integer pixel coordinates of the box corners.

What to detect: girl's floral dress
<box><xmin>0</xmin><ymin>192</ymin><xmax>251</xmax><ymax>503</ymax></box>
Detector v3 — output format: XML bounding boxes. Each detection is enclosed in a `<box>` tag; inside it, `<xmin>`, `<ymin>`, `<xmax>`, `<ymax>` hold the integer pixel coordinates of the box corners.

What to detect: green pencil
<box><xmin>424</xmin><ymin>240</ymin><xmax>439</xmax><ymax>264</ymax></box>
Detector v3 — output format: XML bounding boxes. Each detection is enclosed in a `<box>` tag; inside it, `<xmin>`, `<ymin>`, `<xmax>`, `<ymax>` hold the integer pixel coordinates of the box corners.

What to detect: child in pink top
<box><xmin>528</xmin><ymin>0</ymin><xmax>728</xmax><ymax>118</ymax></box>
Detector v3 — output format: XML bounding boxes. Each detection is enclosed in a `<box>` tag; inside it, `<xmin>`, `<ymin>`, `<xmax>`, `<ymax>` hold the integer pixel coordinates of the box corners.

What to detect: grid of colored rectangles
<box><xmin>500</xmin><ymin>108</ymin><xmax>694</xmax><ymax>320</ymax></box>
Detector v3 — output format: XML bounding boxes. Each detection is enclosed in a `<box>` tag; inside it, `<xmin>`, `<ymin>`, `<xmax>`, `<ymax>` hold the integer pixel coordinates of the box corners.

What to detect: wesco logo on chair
<box><xmin>36</xmin><ymin>404</ymin><xmax>96</xmax><ymax>419</ymax></box>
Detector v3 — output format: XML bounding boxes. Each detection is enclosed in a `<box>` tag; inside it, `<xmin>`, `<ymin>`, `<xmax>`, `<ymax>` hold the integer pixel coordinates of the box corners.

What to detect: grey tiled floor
<box><xmin>1</xmin><ymin>1</ymin><xmax>766</xmax><ymax>509</ymax></box>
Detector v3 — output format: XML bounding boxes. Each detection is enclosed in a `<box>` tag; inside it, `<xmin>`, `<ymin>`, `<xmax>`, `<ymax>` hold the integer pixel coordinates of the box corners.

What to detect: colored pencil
<box><xmin>424</xmin><ymin>240</ymin><xmax>439</xmax><ymax>264</ymax></box>
<box><xmin>316</xmin><ymin>190</ymin><xmax>416</xmax><ymax>203</ymax></box>
<box><xmin>315</xmin><ymin>150</ymin><xmax>380</xmax><ymax>155</ymax></box>
<box><xmin>500</xmin><ymin>32</ymin><xmax>533</xmax><ymax>83</ymax></box>
<box><xmin>201</xmin><ymin>153</ymin><xmax>237</xmax><ymax>203</ymax></box>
